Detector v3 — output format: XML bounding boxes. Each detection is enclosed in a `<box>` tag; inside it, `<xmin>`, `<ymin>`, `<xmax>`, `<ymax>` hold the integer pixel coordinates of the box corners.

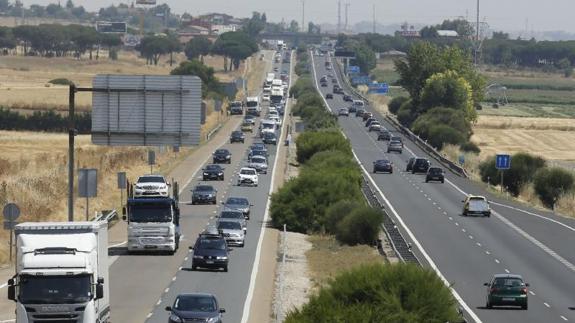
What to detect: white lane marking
<box><xmin>476</xmin><ymin>242</ymin><xmax>482</xmax><ymax>247</ymax></box>
<box><xmin>0</xmin><ymin>283</ymin><xmax>7</xmax><ymax>289</ymax></box>
<box><xmin>164</xmin><ymin>288</ymin><xmax>169</xmax><ymax>293</ymax></box>
<box><xmin>317</xmin><ymin>53</ymin><xmax>482</xmax><ymax>323</ymax></box>
<box><xmin>505</xmin><ymin>269</ymin><xmax>510</xmax><ymax>273</ymax></box>
<box><xmin>489</xmin><ymin>202</ymin><xmax>575</xmax><ymax>233</ymax></box>
<box><xmin>449</xmin><ymin>217</ymin><xmax>453</xmax><ymax>221</ymax></box>
<box><xmin>109</xmin><ymin>241</ymin><xmax>127</xmax><ymax>248</ymax></box>
<box><xmin>495</xmin><ymin>259</ymin><xmax>500</xmax><ymax>264</ymax></box>
<box><xmin>0</xmin><ymin>320</ymin><xmax>16</xmax><ymax>323</ymax></box>
<box><xmin>486</xmin><ymin>251</ymin><xmax>491</xmax><ymax>255</ymax></box>
<box><xmin>469</xmin><ymin>235</ymin><xmax>473</xmax><ymax>240</ymax></box>
<box><xmin>529</xmin><ymin>291</ymin><xmax>536</xmax><ymax>295</ymax></box>
<box><xmin>240</xmin><ymin>50</ymin><xmax>294</xmax><ymax>323</ymax></box>
<box><xmin>544</xmin><ymin>302</ymin><xmax>551</xmax><ymax>308</ymax></box>
<box><xmin>156</xmin><ymin>299</ymin><xmax>162</xmax><ymax>306</ymax></box>
<box><xmin>147</xmin><ymin>313</ymin><xmax>152</xmax><ymax>319</ymax></box>
<box><xmin>561</xmin><ymin>315</ymin><xmax>568</xmax><ymax>321</ymax></box>
<box><xmin>172</xmin><ymin>277</ymin><xmax>177</xmax><ymax>282</ymax></box>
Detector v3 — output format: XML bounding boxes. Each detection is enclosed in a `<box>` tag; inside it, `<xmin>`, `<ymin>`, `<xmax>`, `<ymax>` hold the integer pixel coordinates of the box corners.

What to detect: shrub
<box><xmin>285</xmin><ymin>263</ymin><xmax>461</xmax><ymax>323</ymax></box>
<box><xmin>533</xmin><ymin>167</ymin><xmax>575</xmax><ymax>208</ymax></box>
<box><xmin>396</xmin><ymin>101</ymin><xmax>416</xmax><ymax>127</ymax></box>
<box><xmin>460</xmin><ymin>141</ymin><xmax>481</xmax><ymax>154</ymax></box>
<box><xmin>335</xmin><ymin>206</ymin><xmax>383</xmax><ymax>245</ymax></box>
<box><xmin>479</xmin><ymin>152</ymin><xmax>546</xmax><ymax>196</ymax></box>
<box><xmin>411</xmin><ymin>107</ymin><xmax>471</xmax><ymax>139</ymax></box>
<box><xmin>427</xmin><ymin>125</ymin><xmax>465</xmax><ymax>149</ymax></box>
<box><xmin>324</xmin><ymin>200</ymin><xmax>363</xmax><ymax>234</ymax></box>
<box><xmin>48</xmin><ymin>78</ymin><xmax>74</xmax><ymax>86</ymax></box>
<box><xmin>296</xmin><ymin>130</ymin><xmax>352</xmax><ymax>164</ymax></box>
<box><xmin>388</xmin><ymin>96</ymin><xmax>409</xmax><ymax>114</ymax></box>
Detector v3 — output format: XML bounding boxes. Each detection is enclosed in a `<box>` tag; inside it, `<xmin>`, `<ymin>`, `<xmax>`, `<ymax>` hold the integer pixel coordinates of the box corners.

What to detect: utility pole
<box><xmin>474</xmin><ymin>0</ymin><xmax>480</xmax><ymax>67</ymax></box>
<box><xmin>337</xmin><ymin>1</ymin><xmax>341</xmax><ymax>34</ymax></box>
<box><xmin>301</xmin><ymin>0</ymin><xmax>305</xmax><ymax>33</ymax></box>
<box><xmin>372</xmin><ymin>4</ymin><xmax>376</xmax><ymax>33</ymax></box>
<box><xmin>344</xmin><ymin>3</ymin><xmax>350</xmax><ymax>31</ymax></box>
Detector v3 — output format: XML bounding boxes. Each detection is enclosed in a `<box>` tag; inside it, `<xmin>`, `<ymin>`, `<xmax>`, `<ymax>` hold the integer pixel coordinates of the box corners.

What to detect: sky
<box><xmin>21</xmin><ymin>0</ymin><xmax>575</xmax><ymax>32</ymax></box>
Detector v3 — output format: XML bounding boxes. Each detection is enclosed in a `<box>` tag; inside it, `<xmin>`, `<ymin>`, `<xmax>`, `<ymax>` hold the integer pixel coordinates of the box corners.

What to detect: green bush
<box><xmin>427</xmin><ymin>124</ymin><xmax>465</xmax><ymax>149</ymax></box>
<box><xmin>460</xmin><ymin>141</ymin><xmax>481</xmax><ymax>154</ymax></box>
<box><xmin>48</xmin><ymin>78</ymin><xmax>74</xmax><ymax>86</ymax></box>
<box><xmin>533</xmin><ymin>167</ymin><xmax>575</xmax><ymax>208</ymax></box>
<box><xmin>286</xmin><ymin>263</ymin><xmax>461</xmax><ymax>323</ymax></box>
<box><xmin>324</xmin><ymin>200</ymin><xmax>363</xmax><ymax>234</ymax></box>
<box><xmin>388</xmin><ymin>96</ymin><xmax>409</xmax><ymax>114</ymax></box>
<box><xmin>479</xmin><ymin>152</ymin><xmax>546</xmax><ymax>196</ymax></box>
<box><xmin>296</xmin><ymin>130</ymin><xmax>352</xmax><ymax>164</ymax></box>
<box><xmin>411</xmin><ymin>107</ymin><xmax>471</xmax><ymax>139</ymax></box>
<box><xmin>335</xmin><ymin>206</ymin><xmax>383</xmax><ymax>246</ymax></box>
<box><xmin>396</xmin><ymin>101</ymin><xmax>417</xmax><ymax>127</ymax></box>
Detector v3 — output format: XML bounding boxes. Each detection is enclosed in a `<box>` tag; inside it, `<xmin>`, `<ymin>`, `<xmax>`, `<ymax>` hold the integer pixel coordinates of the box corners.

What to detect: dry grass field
<box><xmin>0</xmin><ymin>50</ymin><xmax>243</xmax><ymax>111</ymax></box>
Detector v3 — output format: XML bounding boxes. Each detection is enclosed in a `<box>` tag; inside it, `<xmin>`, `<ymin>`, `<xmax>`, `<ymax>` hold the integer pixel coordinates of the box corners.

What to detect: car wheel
<box><xmin>223</xmin><ymin>265</ymin><xmax>228</xmax><ymax>272</ymax></box>
<box><xmin>462</xmin><ymin>211</ymin><xmax>467</xmax><ymax>216</ymax></box>
<box><xmin>522</xmin><ymin>303</ymin><xmax>528</xmax><ymax>310</ymax></box>
<box><xmin>486</xmin><ymin>302</ymin><xmax>492</xmax><ymax>309</ymax></box>
<box><xmin>192</xmin><ymin>265</ymin><xmax>197</xmax><ymax>271</ymax></box>
<box><xmin>441</xmin><ymin>179</ymin><xmax>444</xmax><ymax>183</ymax></box>
<box><xmin>425</xmin><ymin>179</ymin><xmax>429</xmax><ymax>183</ymax></box>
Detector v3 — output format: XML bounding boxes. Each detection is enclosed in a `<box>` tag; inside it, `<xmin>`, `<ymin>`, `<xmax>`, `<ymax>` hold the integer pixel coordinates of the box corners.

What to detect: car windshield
<box><xmin>215</xmin><ymin>149</ymin><xmax>228</xmax><ymax>155</ymax></box>
<box><xmin>232</xmin><ymin>131</ymin><xmax>242</xmax><ymax>136</ymax></box>
<box><xmin>174</xmin><ymin>295</ymin><xmax>217</xmax><ymax>312</ymax></box>
<box><xmin>264</xmin><ymin>133</ymin><xmax>276</xmax><ymax>138</ymax></box>
<box><xmin>378</xmin><ymin>160</ymin><xmax>390</xmax><ymax>165</ymax></box>
<box><xmin>138</xmin><ymin>176</ymin><xmax>164</xmax><ymax>183</ymax></box>
<box><xmin>197</xmin><ymin>238</ymin><xmax>226</xmax><ymax>250</ymax></box>
<box><xmin>129</xmin><ymin>202</ymin><xmax>172</xmax><ymax>223</ymax></box>
<box><xmin>469</xmin><ymin>200</ymin><xmax>489</xmax><ymax>210</ymax></box>
<box><xmin>205</xmin><ymin>165</ymin><xmax>220</xmax><ymax>171</ymax></box>
<box><xmin>226</xmin><ymin>197</ymin><xmax>248</xmax><ymax>205</ymax></box>
<box><xmin>195</xmin><ymin>186</ymin><xmax>213</xmax><ymax>192</ymax></box>
<box><xmin>218</xmin><ymin>221</ymin><xmax>242</xmax><ymax>230</ymax></box>
<box><xmin>251</xmin><ymin>157</ymin><xmax>266</xmax><ymax>163</ymax></box>
<box><xmin>230</xmin><ymin>102</ymin><xmax>242</xmax><ymax>107</ymax></box>
<box><xmin>220</xmin><ymin>211</ymin><xmax>243</xmax><ymax>219</ymax></box>
<box><xmin>429</xmin><ymin>168</ymin><xmax>443</xmax><ymax>174</ymax></box>
<box><xmin>246</xmin><ymin>101</ymin><xmax>258</xmax><ymax>107</ymax></box>
<box><xmin>241</xmin><ymin>169</ymin><xmax>256</xmax><ymax>175</ymax></box>
<box><xmin>19</xmin><ymin>274</ymin><xmax>92</xmax><ymax>304</ymax></box>
<box><xmin>493</xmin><ymin>278</ymin><xmax>523</xmax><ymax>287</ymax></box>
<box><xmin>262</xmin><ymin>123</ymin><xmax>275</xmax><ymax>129</ymax></box>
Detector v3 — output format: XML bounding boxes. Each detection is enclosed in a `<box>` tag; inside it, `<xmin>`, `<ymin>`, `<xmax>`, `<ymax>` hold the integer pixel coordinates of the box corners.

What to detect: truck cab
<box><xmin>8</xmin><ymin>221</ymin><xmax>110</xmax><ymax>323</ymax></box>
<box><xmin>125</xmin><ymin>197</ymin><xmax>181</xmax><ymax>254</ymax></box>
<box><xmin>245</xmin><ymin>97</ymin><xmax>261</xmax><ymax>116</ymax></box>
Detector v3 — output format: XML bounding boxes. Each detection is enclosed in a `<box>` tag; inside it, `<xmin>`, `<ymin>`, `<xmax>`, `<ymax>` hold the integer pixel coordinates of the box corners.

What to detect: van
<box><xmin>246</xmin><ymin>96</ymin><xmax>261</xmax><ymax>116</ymax></box>
<box><xmin>353</xmin><ymin>100</ymin><xmax>365</xmax><ymax>108</ymax></box>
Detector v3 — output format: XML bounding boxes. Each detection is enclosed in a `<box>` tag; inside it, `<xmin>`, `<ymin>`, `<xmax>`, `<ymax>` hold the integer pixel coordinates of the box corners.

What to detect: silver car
<box><xmin>248</xmin><ymin>155</ymin><xmax>269</xmax><ymax>174</ymax></box>
<box><xmin>218</xmin><ymin>210</ymin><xmax>247</xmax><ymax>233</ymax></box>
<box><xmin>223</xmin><ymin>197</ymin><xmax>252</xmax><ymax>219</ymax></box>
<box><xmin>387</xmin><ymin>140</ymin><xmax>403</xmax><ymax>153</ymax></box>
<box><xmin>217</xmin><ymin>220</ymin><xmax>245</xmax><ymax>247</ymax></box>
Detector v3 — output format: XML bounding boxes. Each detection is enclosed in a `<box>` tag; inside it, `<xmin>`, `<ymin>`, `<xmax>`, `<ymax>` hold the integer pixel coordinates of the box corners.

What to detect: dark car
<box><xmin>325</xmin><ymin>93</ymin><xmax>333</xmax><ymax>99</ymax></box>
<box><xmin>373</xmin><ymin>159</ymin><xmax>393</xmax><ymax>174</ymax></box>
<box><xmin>355</xmin><ymin>109</ymin><xmax>365</xmax><ymax>117</ymax></box>
<box><xmin>390</xmin><ymin>136</ymin><xmax>404</xmax><ymax>147</ymax></box>
<box><xmin>362</xmin><ymin>112</ymin><xmax>373</xmax><ymax>121</ymax></box>
<box><xmin>368</xmin><ymin>122</ymin><xmax>382</xmax><ymax>132</ymax></box>
<box><xmin>250</xmin><ymin>149</ymin><xmax>267</xmax><ymax>159</ymax></box>
<box><xmin>426</xmin><ymin>167</ymin><xmax>445</xmax><ymax>183</ymax></box>
<box><xmin>343</xmin><ymin>95</ymin><xmax>353</xmax><ymax>102</ymax></box>
<box><xmin>212</xmin><ymin>149</ymin><xmax>231</xmax><ymax>164</ymax></box>
<box><xmin>320</xmin><ymin>81</ymin><xmax>328</xmax><ymax>87</ymax></box>
<box><xmin>365</xmin><ymin>118</ymin><xmax>377</xmax><ymax>127</ymax></box>
<box><xmin>331</xmin><ymin>78</ymin><xmax>338</xmax><ymax>84</ymax></box>
<box><xmin>250</xmin><ymin>142</ymin><xmax>268</xmax><ymax>155</ymax></box>
<box><xmin>377</xmin><ymin>130</ymin><xmax>391</xmax><ymax>141</ymax></box>
<box><xmin>412</xmin><ymin>158</ymin><xmax>431</xmax><ymax>174</ymax></box>
<box><xmin>191</xmin><ymin>185</ymin><xmax>217</xmax><ymax>204</ymax></box>
<box><xmin>166</xmin><ymin>293</ymin><xmax>225</xmax><ymax>323</ymax></box>
<box><xmin>484</xmin><ymin>274</ymin><xmax>529</xmax><ymax>310</ymax></box>
<box><xmin>190</xmin><ymin>229</ymin><xmax>229</xmax><ymax>271</ymax></box>
<box><xmin>230</xmin><ymin>131</ymin><xmax>245</xmax><ymax>144</ymax></box>
<box><xmin>406</xmin><ymin>157</ymin><xmax>416</xmax><ymax>172</ymax></box>
<box><xmin>348</xmin><ymin>105</ymin><xmax>357</xmax><ymax>113</ymax></box>
<box><xmin>262</xmin><ymin>132</ymin><xmax>277</xmax><ymax>145</ymax></box>
<box><xmin>229</xmin><ymin>101</ymin><xmax>243</xmax><ymax>115</ymax></box>
<box><xmin>244</xmin><ymin>115</ymin><xmax>256</xmax><ymax>125</ymax></box>
<box><xmin>202</xmin><ymin>164</ymin><xmax>225</xmax><ymax>181</ymax></box>
<box><xmin>223</xmin><ymin>197</ymin><xmax>252</xmax><ymax>219</ymax></box>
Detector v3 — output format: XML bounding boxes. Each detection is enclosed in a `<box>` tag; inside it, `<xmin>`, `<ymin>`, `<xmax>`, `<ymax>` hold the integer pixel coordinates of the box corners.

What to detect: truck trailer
<box><xmin>7</xmin><ymin>221</ymin><xmax>110</xmax><ymax>323</ymax></box>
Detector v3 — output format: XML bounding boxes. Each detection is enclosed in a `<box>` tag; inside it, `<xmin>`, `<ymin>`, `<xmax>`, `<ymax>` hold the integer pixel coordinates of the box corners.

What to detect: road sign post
<box><xmin>78</xmin><ymin>169</ymin><xmax>98</xmax><ymax>221</ymax></box>
<box><xmin>148</xmin><ymin>150</ymin><xmax>156</xmax><ymax>174</ymax></box>
<box><xmin>118</xmin><ymin>172</ymin><xmax>127</xmax><ymax>211</ymax></box>
<box><xmin>3</xmin><ymin>203</ymin><xmax>20</xmax><ymax>262</ymax></box>
<box><xmin>495</xmin><ymin>154</ymin><xmax>511</xmax><ymax>193</ymax></box>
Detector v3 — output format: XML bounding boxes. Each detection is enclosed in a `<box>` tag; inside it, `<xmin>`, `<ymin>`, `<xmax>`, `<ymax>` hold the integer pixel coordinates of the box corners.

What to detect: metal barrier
<box><xmin>94</xmin><ymin>209</ymin><xmax>118</xmax><ymax>223</ymax></box>
<box><xmin>333</xmin><ymin>61</ymin><xmax>469</xmax><ymax>178</ymax></box>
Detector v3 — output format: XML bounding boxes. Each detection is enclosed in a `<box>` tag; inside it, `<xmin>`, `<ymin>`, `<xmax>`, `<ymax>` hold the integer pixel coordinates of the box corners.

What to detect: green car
<box><xmin>484</xmin><ymin>274</ymin><xmax>529</xmax><ymax>310</ymax></box>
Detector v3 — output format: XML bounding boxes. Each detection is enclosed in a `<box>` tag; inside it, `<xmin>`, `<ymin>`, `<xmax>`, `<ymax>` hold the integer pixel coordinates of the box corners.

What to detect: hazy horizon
<box><xmin>17</xmin><ymin>0</ymin><xmax>575</xmax><ymax>33</ymax></box>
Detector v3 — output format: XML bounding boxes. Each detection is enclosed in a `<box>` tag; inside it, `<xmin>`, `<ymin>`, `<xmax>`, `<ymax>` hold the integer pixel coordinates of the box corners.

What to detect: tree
<box><xmin>479</xmin><ymin>153</ymin><xmax>546</xmax><ymax>196</ymax></box>
<box><xmin>138</xmin><ymin>35</ymin><xmax>172</xmax><ymax>65</ymax></box>
<box><xmin>286</xmin><ymin>263</ymin><xmax>461</xmax><ymax>323</ymax></box>
<box><xmin>439</xmin><ymin>19</ymin><xmax>474</xmax><ymax>38</ymax></box>
<box><xmin>171</xmin><ymin>60</ymin><xmax>222</xmax><ymax>98</ymax></box>
<box><xmin>288</xmin><ymin>20</ymin><xmax>299</xmax><ymax>33</ymax></box>
<box><xmin>242</xmin><ymin>12</ymin><xmax>266</xmax><ymax>37</ymax></box>
<box><xmin>420</xmin><ymin>26</ymin><xmax>439</xmax><ymax>39</ymax></box>
<box><xmin>420</xmin><ymin>70</ymin><xmax>475</xmax><ymax>121</ymax></box>
<box><xmin>184</xmin><ymin>36</ymin><xmax>212</xmax><ymax>62</ymax></box>
<box><xmin>212</xmin><ymin>31</ymin><xmax>258</xmax><ymax>71</ymax></box>
<box><xmin>534</xmin><ymin>167</ymin><xmax>575</xmax><ymax>208</ymax></box>
<box><xmin>0</xmin><ymin>27</ymin><xmax>16</xmax><ymax>52</ymax></box>
<box><xmin>0</xmin><ymin>0</ymin><xmax>10</xmax><ymax>12</ymax></box>
<box><xmin>66</xmin><ymin>0</ymin><xmax>74</xmax><ymax>9</ymax></box>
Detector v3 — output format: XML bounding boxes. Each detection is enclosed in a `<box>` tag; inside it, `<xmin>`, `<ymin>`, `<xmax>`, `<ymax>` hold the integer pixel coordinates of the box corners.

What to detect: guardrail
<box><xmin>94</xmin><ymin>210</ymin><xmax>117</xmax><ymax>223</ymax></box>
<box><xmin>360</xmin><ymin>176</ymin><xmax>420</xmax><ymax>264</ymax></box>
<box><xmin>333</xmin><ymin>61</ymin><xmax>469</xmax><ymax>178</ymax></box>
<box><xmin>206</xmin><ymin>123</ymin><xmax>223</xmax><ymax>141</ymax></box>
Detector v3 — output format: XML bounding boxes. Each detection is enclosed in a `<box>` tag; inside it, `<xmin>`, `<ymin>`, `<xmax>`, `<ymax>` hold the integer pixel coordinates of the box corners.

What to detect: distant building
<box><xmin>397</xmin><ymin>22</ymin><xmax>420</xmax><ymax>38</ymax></box>
<box><xmin>211</xmin><ymin>24</ymin><xmax>238</xmax><ymax>35</ymax></box>
<box><xmin>437</xmin><ymin>30</ymin><xmax>459</xmax><ymax>37</ymax></box>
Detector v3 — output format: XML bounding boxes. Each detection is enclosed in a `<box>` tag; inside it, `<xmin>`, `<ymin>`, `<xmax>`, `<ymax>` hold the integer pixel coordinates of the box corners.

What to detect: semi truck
<box><xmin>7</xmin><ymin>221</ymin><xmax>110</xmax><ymax>323</ymax></box>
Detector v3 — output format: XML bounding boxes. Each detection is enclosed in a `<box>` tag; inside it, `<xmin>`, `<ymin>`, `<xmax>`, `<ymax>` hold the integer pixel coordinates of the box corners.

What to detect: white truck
<box><xmin>246</xmin><ymin>96</ymin><xmax>261</xmax><ymax>116</ymax></box>
<box><xmin>7</xmin><ymin>221</ymin><xmax>110</xmax><ymax>323</ymax></box>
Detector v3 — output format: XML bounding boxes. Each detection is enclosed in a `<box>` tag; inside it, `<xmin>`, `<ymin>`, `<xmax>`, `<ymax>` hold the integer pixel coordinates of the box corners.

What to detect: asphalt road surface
<box><xmin>108</xmin><ymin>51</ymin><xmax>293</xmax><ymax>323</ymax></box>
<box><xmin>311</xmin><ymin>52</ymin><xmax>575</xmax><ymax>323</ymax></box>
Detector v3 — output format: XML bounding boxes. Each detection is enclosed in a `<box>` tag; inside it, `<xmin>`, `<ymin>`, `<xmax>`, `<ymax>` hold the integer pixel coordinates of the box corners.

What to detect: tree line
<box><xmin>0</xmin><ymin>0</ymin><xmax>92</xmax><ymax>21</ymax></box>
<box><xmin>0</xmin><ymin>24</ymin><xmax>122</xmax><ymax>59</ymax></box>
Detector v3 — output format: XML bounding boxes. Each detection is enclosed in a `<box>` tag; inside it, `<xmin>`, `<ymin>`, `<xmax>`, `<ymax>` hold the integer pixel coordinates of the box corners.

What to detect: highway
<box><xmin>106</xmin><ymin>51</ymin><xmax>293</xmax><ymax>323</ymax></box>
<box><xmin>311</xmin><ymin>52</ymin><xmax>575</xmax><ymax>323</ymax></box>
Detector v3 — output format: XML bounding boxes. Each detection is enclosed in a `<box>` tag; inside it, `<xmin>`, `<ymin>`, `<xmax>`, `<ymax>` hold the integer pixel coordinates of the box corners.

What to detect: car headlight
<box><xmin>207</xmin><ymin>317</ymin><xmax>219</xmax><ymax>323</ymax></box>
<box><xmin>203</xmin><ymin>172</ymin><xmax>209</xmax><ymax>175</ymax></box>
<box><xmin>218</xmin><ymin>172</ymin><xmax>223</xmax><ymax>175</ymax></box>
<box><xmin>216</xmin><ymin>256</ymin><xmax>228</xmax><ymax>260</ymax></box>
<box><xmin>169</xmin><ymin>314</ymin><xmax>182</xmax><ymax>323</ymax></box>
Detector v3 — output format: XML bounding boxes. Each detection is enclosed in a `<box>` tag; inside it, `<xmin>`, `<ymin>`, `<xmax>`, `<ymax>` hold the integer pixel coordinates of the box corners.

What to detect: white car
<box><xmin>269</xmin><ymin>115</ymin><xmax>281</xmax><ymax>127</ymax></box>
<box><xmin>237</xmin><ymin>167</ymin><xmax>259</xmax><ymax>186</ymax></box>
<box><xmin>262</xmin><ymin>94</ymin><xmax>270</xmax><ymax>102</ymax></box>
<box><xmin>133</xmin><ymin>174</ymin><xmax>169</xmax><ymax>197</ymax></box>
<box><xmin>268</xmin><ymin>106</ymin><xmax>278</xmax><ymax>114</ymax></box>
<box><xmin>248</xmin><ymin>155</ymin><xmax>269</xmax><ymax>174</ymax></box>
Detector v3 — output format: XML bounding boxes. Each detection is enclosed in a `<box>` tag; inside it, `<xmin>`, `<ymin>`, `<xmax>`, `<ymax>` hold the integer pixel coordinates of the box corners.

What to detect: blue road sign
<box><xmin>496</xmin><ymin>154</ymin><xmax>511</xmax><ymax>170</ymax></box>
<box><xmin>351</xmin><ymin>75</ymin><xmax>370</xmax><ymax>85</ymax></box>
<box><xmin>368</xmin><ymin>82</ymin><xmax>389</xmax><ymax>94</ymax></box>
<box><xmin>347</xmin><ymin>65</ymin><xmax>360</xmax><ymax>74</ymax></box>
